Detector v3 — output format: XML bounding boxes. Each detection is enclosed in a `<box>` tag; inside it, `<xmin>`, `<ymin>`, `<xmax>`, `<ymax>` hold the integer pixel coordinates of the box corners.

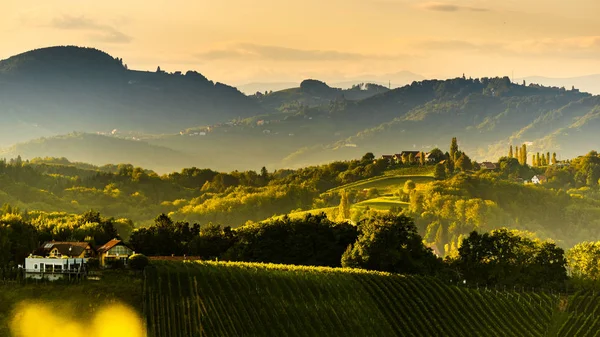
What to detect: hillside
<box><xmin>145</xmin><ymin>260</ymin><xmax>557</xmax><ymax>337</ymax></box>
<box><xmin>286</xmin><ymin>77</ymin><xmax>598</xmax><ymax>165</ymax></box>
<box><xmin>0</xmin><ymin>133</ymin><xmax>197</xmax><ymax>174</ymax></box>
<box><xmin>0</xmin><ymin>46</ymin><xmax>263</xmax><ymax>146</ymax></box>
<box><xmin>2</xmin><ymin>55</ymin><xmax>600</xmax><ymax>172</ymax></box>
<box><xmin>254</xmin><ymin>79</ymin><xmax>390</xmax><ymax>111</ymax></box>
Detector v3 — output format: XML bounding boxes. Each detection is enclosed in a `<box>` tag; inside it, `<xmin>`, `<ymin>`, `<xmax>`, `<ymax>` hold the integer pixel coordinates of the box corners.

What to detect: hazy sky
<box><xmin>2</xmin><ymin>0</ymin><xmax>600</xmax><ymax>84</ymax></box>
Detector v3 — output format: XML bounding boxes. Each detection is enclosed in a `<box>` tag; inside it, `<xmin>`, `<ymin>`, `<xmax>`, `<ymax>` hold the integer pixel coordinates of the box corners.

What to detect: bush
<box><xmin>87</xmin><ymin>258</ymin><xmax>100</xmax><ymax>269</ymax></box>
<box><xmin>128</xmin><ymin>254</ymin><xmax>149</xmax><ymax>271</ymax></box>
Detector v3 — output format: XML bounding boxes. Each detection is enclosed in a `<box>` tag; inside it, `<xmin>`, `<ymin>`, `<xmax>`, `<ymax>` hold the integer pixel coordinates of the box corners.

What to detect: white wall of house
<box><xmin>25</xmin><ymin>257</ymin><xmax>87</xmax><ymax>281</ymax></box>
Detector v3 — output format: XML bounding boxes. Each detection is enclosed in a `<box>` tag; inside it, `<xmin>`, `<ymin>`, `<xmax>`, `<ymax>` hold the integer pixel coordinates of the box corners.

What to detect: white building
<box><xmin>24</xmin><ymin>257</ymin><xmax>88</xmax><ymax>281</ymax></box>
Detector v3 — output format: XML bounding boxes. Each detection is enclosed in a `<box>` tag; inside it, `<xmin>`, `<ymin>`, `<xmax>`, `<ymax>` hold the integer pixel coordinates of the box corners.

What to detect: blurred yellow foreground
<box><xmin>10</xmin><ymin>302</ymin><xmax>145</xmax><ymax>337</ymax></box>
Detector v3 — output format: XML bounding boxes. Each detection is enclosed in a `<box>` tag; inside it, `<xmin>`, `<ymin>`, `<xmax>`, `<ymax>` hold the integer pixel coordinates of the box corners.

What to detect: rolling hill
<box><xmin>0</xmin><ymin>133</ymin><xmax>197</xmax><ymax>174</ymax></box>
<box><xmin>0</xmin><ymin>46</ymin><xmax>263</xmax><ymax>146</ymax></box>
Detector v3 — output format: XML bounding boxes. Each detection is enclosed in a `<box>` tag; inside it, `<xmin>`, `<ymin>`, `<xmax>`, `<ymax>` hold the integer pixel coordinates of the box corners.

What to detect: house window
<box><xmin>34</xmin><ymin>264</ymin><xmax>38</xmax><ymax>270</ymax></box>
<box><xmin>108</xmin><ymin>245</ymin><xmax>133</xmax><ymax>256</ymax></box>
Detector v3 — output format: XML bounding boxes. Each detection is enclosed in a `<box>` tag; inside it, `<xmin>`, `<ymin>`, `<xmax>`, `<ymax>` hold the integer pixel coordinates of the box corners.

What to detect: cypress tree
<box><xmin>552</xmin><ymin>152</ymin><xmax>557</xmax><ymax>165</ymax></box>
<box><xmin>536</xmin><ymin>153</ymin><xmax>541</xmax><ymax>167</ymax></box>
<box><xmin>509</xmin><ymin>145</ymin><xmax>513</xmax><ymax>158</ymax></box>
<box><xmin>419</xmin><ymin>151</ymin><xmax>426</xmax><ymax>166</ymax></box>
<box><xmin>338</xmin><ymin>190</ymin><xmax>350</xmax><ymax>221</ymax></box>
<box><xmin>521</xmin><ymin>144</ymin><xmax>527</xmax><ymax>165</ymax></box>
<box><xmin>547</xmin><ymin>152</ymin><xmax>551</xmax><ymax>166</ymax></box>
<box><xmin>515</xmin><ymin>147</ymin><xmax>519</xmax><ymax>163</ymax></box>
<box><xmin>450</xmin><ymin>137</ymin><xmax>459</xmax><ymax>162</ymax></box>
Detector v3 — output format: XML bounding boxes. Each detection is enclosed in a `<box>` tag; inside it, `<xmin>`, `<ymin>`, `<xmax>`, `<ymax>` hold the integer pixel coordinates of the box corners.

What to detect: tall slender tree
<box><xmin>536</xmin><ymin>153</ymin><xmax>541</xmax><ymax>167</ymax></box>
<box><xmin>532</xmin><ymin>155</ymin><xmax>537</xmax><ymax>167</ymax></box>
<box><xmin>338</xmin><ymin>190</ymin><xmax>350</xmax><ymax>221</ymax></box>
<box><xmin>547</xmin><ymin>152</ymin><xmax>551</xmax><ymax>166</ymax></box>
<box><xmin>521</xmin><ymin>144</ymin><xmax>528</xmax><ymax>165</ymax></box>
<box><xmin>515</xmin><ymin>147</ymin><xmax>520</xmax><ymax>163</ymax></box>
<box><xmin>419</xmin><ymin>151</ymin><xmax>426</xmax><ymax>166</ymax></box>
<box><xmin>509</xmin><ymin>145</ymin><xmax>513</xmax><ymax>158</ymax></box>
<box><xmin>552</xmin><ymin>152</ymin><xmax>558</xmax><ymax>165</ymax></box>
<box><xmin>450</xmin><ymin>137</ymin><xmax>459</xmax><ymax>162</ymax></box>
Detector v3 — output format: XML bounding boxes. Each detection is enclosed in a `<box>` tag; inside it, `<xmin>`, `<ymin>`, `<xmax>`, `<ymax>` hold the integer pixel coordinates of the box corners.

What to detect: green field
<box><xmin>327</xmin><ymin>175</ymin><xmax>434</xmax><ymax>195</ymax></box>
<box><xmin>354</xmin><ymin>196</ymin><xmax>409</xmax><ymax>210</ymax></box>
<box><xmin>144</xmin><ymin>260</ymin><xmax>558</xmax><ymax>337</ymax></box>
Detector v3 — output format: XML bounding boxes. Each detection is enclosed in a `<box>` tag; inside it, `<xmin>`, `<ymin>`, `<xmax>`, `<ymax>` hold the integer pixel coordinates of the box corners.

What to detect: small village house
<box><xmin>479</xmin><ymin>162</ymin><xmax>497</xmax><ymax>170</ymax></box>
<box><xmin>97</xmin><ymin>239</ymin><xmax>135</xmax><ymax>268</ymax></box>
<box><xmin>25</xmin><ymin>242</ymin><xmax>93</xmax><ymax>281</ymax></box>
<box><xmin>33</xmin><ymin>241</ymin><xmax>95</xmax><ymax>259</ymax></box>
<box><xmin>531</xmin><ymin>175</ymin><xmax>547</xmax><ymax>184</ymax></box>
<box><xmin>25</xmin><ymin>256</ymin><xmax>88</xmax><ymax>281</ymax></box>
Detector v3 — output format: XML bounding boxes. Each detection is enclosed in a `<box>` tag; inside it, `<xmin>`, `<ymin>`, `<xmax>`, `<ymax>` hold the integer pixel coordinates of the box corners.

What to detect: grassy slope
<box><xmin>146</xmin><ymin>261</ymin><xmax>557</xmax><ymax>337</ymax></box>
<box><xmin>0</xmin><ymin>272</ymin><xmax>143</xmax><ymax>336</ymax></box>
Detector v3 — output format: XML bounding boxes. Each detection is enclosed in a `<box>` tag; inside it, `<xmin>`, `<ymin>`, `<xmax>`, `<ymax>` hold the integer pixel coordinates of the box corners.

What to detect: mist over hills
<box><xmin>1</xmin><ymin>46</ymin><xmax>600</xmax><ymax>173</ymax></box>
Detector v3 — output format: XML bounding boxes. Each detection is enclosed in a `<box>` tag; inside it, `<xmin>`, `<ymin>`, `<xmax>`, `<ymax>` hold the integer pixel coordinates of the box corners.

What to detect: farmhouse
<box><xmin>97</xmin><ymin>239</ymin><xmax>135</xmax><ymax>268</ymax></box>
<box><xmin>479</xmin><ymin>162</ymin><xmax>497</xmax><ymax>170</ymax></box>
<box><xmin>33</xmin><ymin>241</ymin><xmax>95</xmax><ymax>259</ymax></box>
<box><xmin>531</xmin><ymin>175</ymin><xmax>547</xmax><ymax>184</ymax></box>
<box><xmin>25</xmin><ymin>256</ymin><xmax>88</xmax><ymax>281</ymax></box>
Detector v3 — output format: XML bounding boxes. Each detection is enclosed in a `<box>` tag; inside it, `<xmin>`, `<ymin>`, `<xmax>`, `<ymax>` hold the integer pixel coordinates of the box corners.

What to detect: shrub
<box><xmin>128</xmin><ymin>254</ymin><xmax>149</xmax><ymax>271</ymax></box>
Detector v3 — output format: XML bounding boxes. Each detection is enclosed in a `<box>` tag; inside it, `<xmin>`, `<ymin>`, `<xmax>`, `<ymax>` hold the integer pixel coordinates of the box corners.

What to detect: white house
<box><xmin>531</xmin><ymin>175</ymin><xmax>547</xmax><ymax>184</ymax></box>
<box><xmin>25</xmin><ymin>256</ymin><xmax>88</xmax><ymax>281</ymax></box>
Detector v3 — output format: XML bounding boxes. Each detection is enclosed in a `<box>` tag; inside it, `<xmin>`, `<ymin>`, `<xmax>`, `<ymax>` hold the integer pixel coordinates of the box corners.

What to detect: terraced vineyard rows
<box><xmin>143</xmin><ymin>261</ymin><xmax>558</xmax><ymax>337</ymax></box>
<box><xmin>555</xmin><ymin>290</ymin><xmax>600</xmax><ymax>336</ymax></box>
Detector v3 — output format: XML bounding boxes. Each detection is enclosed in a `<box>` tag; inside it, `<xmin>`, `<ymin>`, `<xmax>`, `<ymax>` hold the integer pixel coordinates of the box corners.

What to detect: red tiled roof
<box><xmin>97</xmin><ymin>239</ymin><xmax>123</xmax><ymax>253</ymax></box>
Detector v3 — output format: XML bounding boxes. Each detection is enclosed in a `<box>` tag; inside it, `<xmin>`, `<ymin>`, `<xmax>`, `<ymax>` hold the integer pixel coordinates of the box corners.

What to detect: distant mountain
<box><xmin>0</xmin><ymin>46</ymin><xmax>263</xmax><ymax>146</ymax></box>
<box><xmin>518</xmin><ymin>74</ymin><xmax>600</xmax><ymax>95</ymax></box>
<box><xmin>237</xmin><ymin>82</ymin><xmax>299</xmax><ymax>95</ymax></box>
<box><xmin>236</xmin><ymin>71</ymin><xmax>424</xmax><ymax>95</ymax></box>
<box><xmin>254</xmin><ymin>79</ymin><xmax>390</xmax><ymax>112</ymax></box>
<box><xmin>279</xmin><ymin>77</ymin><xmax>598</xmax><ymax>165</ymax></box>
<box><xmin>0</xmin><ymin>133</ymin><xmax>197</xmax><ymax>174</ymax></box>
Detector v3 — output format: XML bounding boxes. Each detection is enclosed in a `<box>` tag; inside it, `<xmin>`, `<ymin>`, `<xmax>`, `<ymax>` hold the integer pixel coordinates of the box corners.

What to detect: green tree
<box><xmin>362</xmin><ymin>152</ymin><xmax>375</xmax><ymax>162</ymax></box>
<box><xmin>546</xmin><ymin>152</ymin><xmax>551</xmax><ymax>166</ymax></box>
<box><xmin>429</xmin><ymin>148</ymin><xmax>445</xmax><ymax>162</ymax></box>
<box><xmin>515</xmin><ymin>147</ymin><xmax>519</xmax><ymax>163</ymax></box>
<box><xmin>567</xmin><ymin>242</ymin><xmax>600</xmax><ymax>282</ymax></box>
<box><xmin>521</xmin><ymin>144</ymin><xmax>528</xmax><ymax>165</ymax></box>
<box><xmin>552</xmin><ymin>152</ymin><xmax>557</xmax><ymax>165</ymax></box>
<box><xmin>341</xmin><ymin>214</ymin><xmax>440</xmax><ymax>274</ymax></box>
<box><xmin>338</xmin><ymin>190</ymin><xmax>351</xmax><ymax>221</ymax></box>
<box><xmin>536</xmin><ymin>153</ymin><xmax>540</xmax><ymax>167</ymax></box>
<box><xmin>445</xmin><ymin>158</ymin><xmax>455</xmax><ymax>176</ymax></box>
<box><xmin>434</xmin><ymin>163</ymin><xmax>446</xmax><ymax>180</ymax></box>
<box><xmin>455</xmin><ymin>153</ymin><xmax>473</xmax><ymax>172</ymax></box>
<box><xmin>532</xmin><ymin>154</ymin><xmax>537</xmax><ymax>167</ymax></box>
<box><xmin>408</xmin><ymin>153</ymin><xmax>415</xmax><ymax>165</ymax></box>
<box><xmin>403</xmin><ymin>180</ymin><xmax>416</xmax><ymax>194</ymax></box>
<box><xmin>450</xmin><ymin>137</ymin><xmax>459</xmax><ymax>162</ymax></box>
<box><xmin>419</xmin><ymin>151</ymin><xmax>426</xmax><ymax>166</ymax></box>
<box><xmin>509</xmin><ymin>145</ymin><xmax>513</xmax><ymax>158</ymax></box>
<box><xmin>128</xmin><ymin>254</ymin><xmax>149</xmax><ymax>271</ymax></box>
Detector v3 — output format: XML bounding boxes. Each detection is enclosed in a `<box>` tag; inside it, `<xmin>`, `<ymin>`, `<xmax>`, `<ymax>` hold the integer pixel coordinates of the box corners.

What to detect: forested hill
<box><xmin>283</xmin><ymin>77</ymin><xmax>599</xmax><ymax>167</ymax></box>
<box><xmin>0</xmin><ymin>46</ymin><xmax>263</xmax><ymax>146</ymax></box>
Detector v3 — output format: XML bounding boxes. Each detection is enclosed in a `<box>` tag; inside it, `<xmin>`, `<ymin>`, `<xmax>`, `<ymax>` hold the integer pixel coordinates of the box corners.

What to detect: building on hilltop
<box><xmin>531</xmin><ymin>175</ymin><xmax>547</xmax><ymax>184</ymax></box>
<box><xmin>97</xmin><ymin>239</ymin><xmax>135</xmax><ymax>268</ymax></box>
<box><xmin>479</xmin><ymin>162</ymin><xmax>497</xmax><ymax>170</ymax></box>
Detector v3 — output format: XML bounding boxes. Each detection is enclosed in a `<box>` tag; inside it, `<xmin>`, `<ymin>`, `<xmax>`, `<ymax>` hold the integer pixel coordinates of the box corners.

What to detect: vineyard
<box><xmin>552</xmin><ymin>290</ymin><xmax>600</xmax><ymax>336</ymax></box>
<box><xmin>143</xmin><ymin>261</ymin><xmax>559</xmax><ymax>337</ymax></box>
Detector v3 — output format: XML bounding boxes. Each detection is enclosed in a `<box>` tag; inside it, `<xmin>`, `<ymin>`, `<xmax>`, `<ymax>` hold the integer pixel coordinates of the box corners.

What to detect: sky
<box><xmin>2</xmin><ymin>0</ymin><xmax>600</xmax><ymax>85</ymax></box>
